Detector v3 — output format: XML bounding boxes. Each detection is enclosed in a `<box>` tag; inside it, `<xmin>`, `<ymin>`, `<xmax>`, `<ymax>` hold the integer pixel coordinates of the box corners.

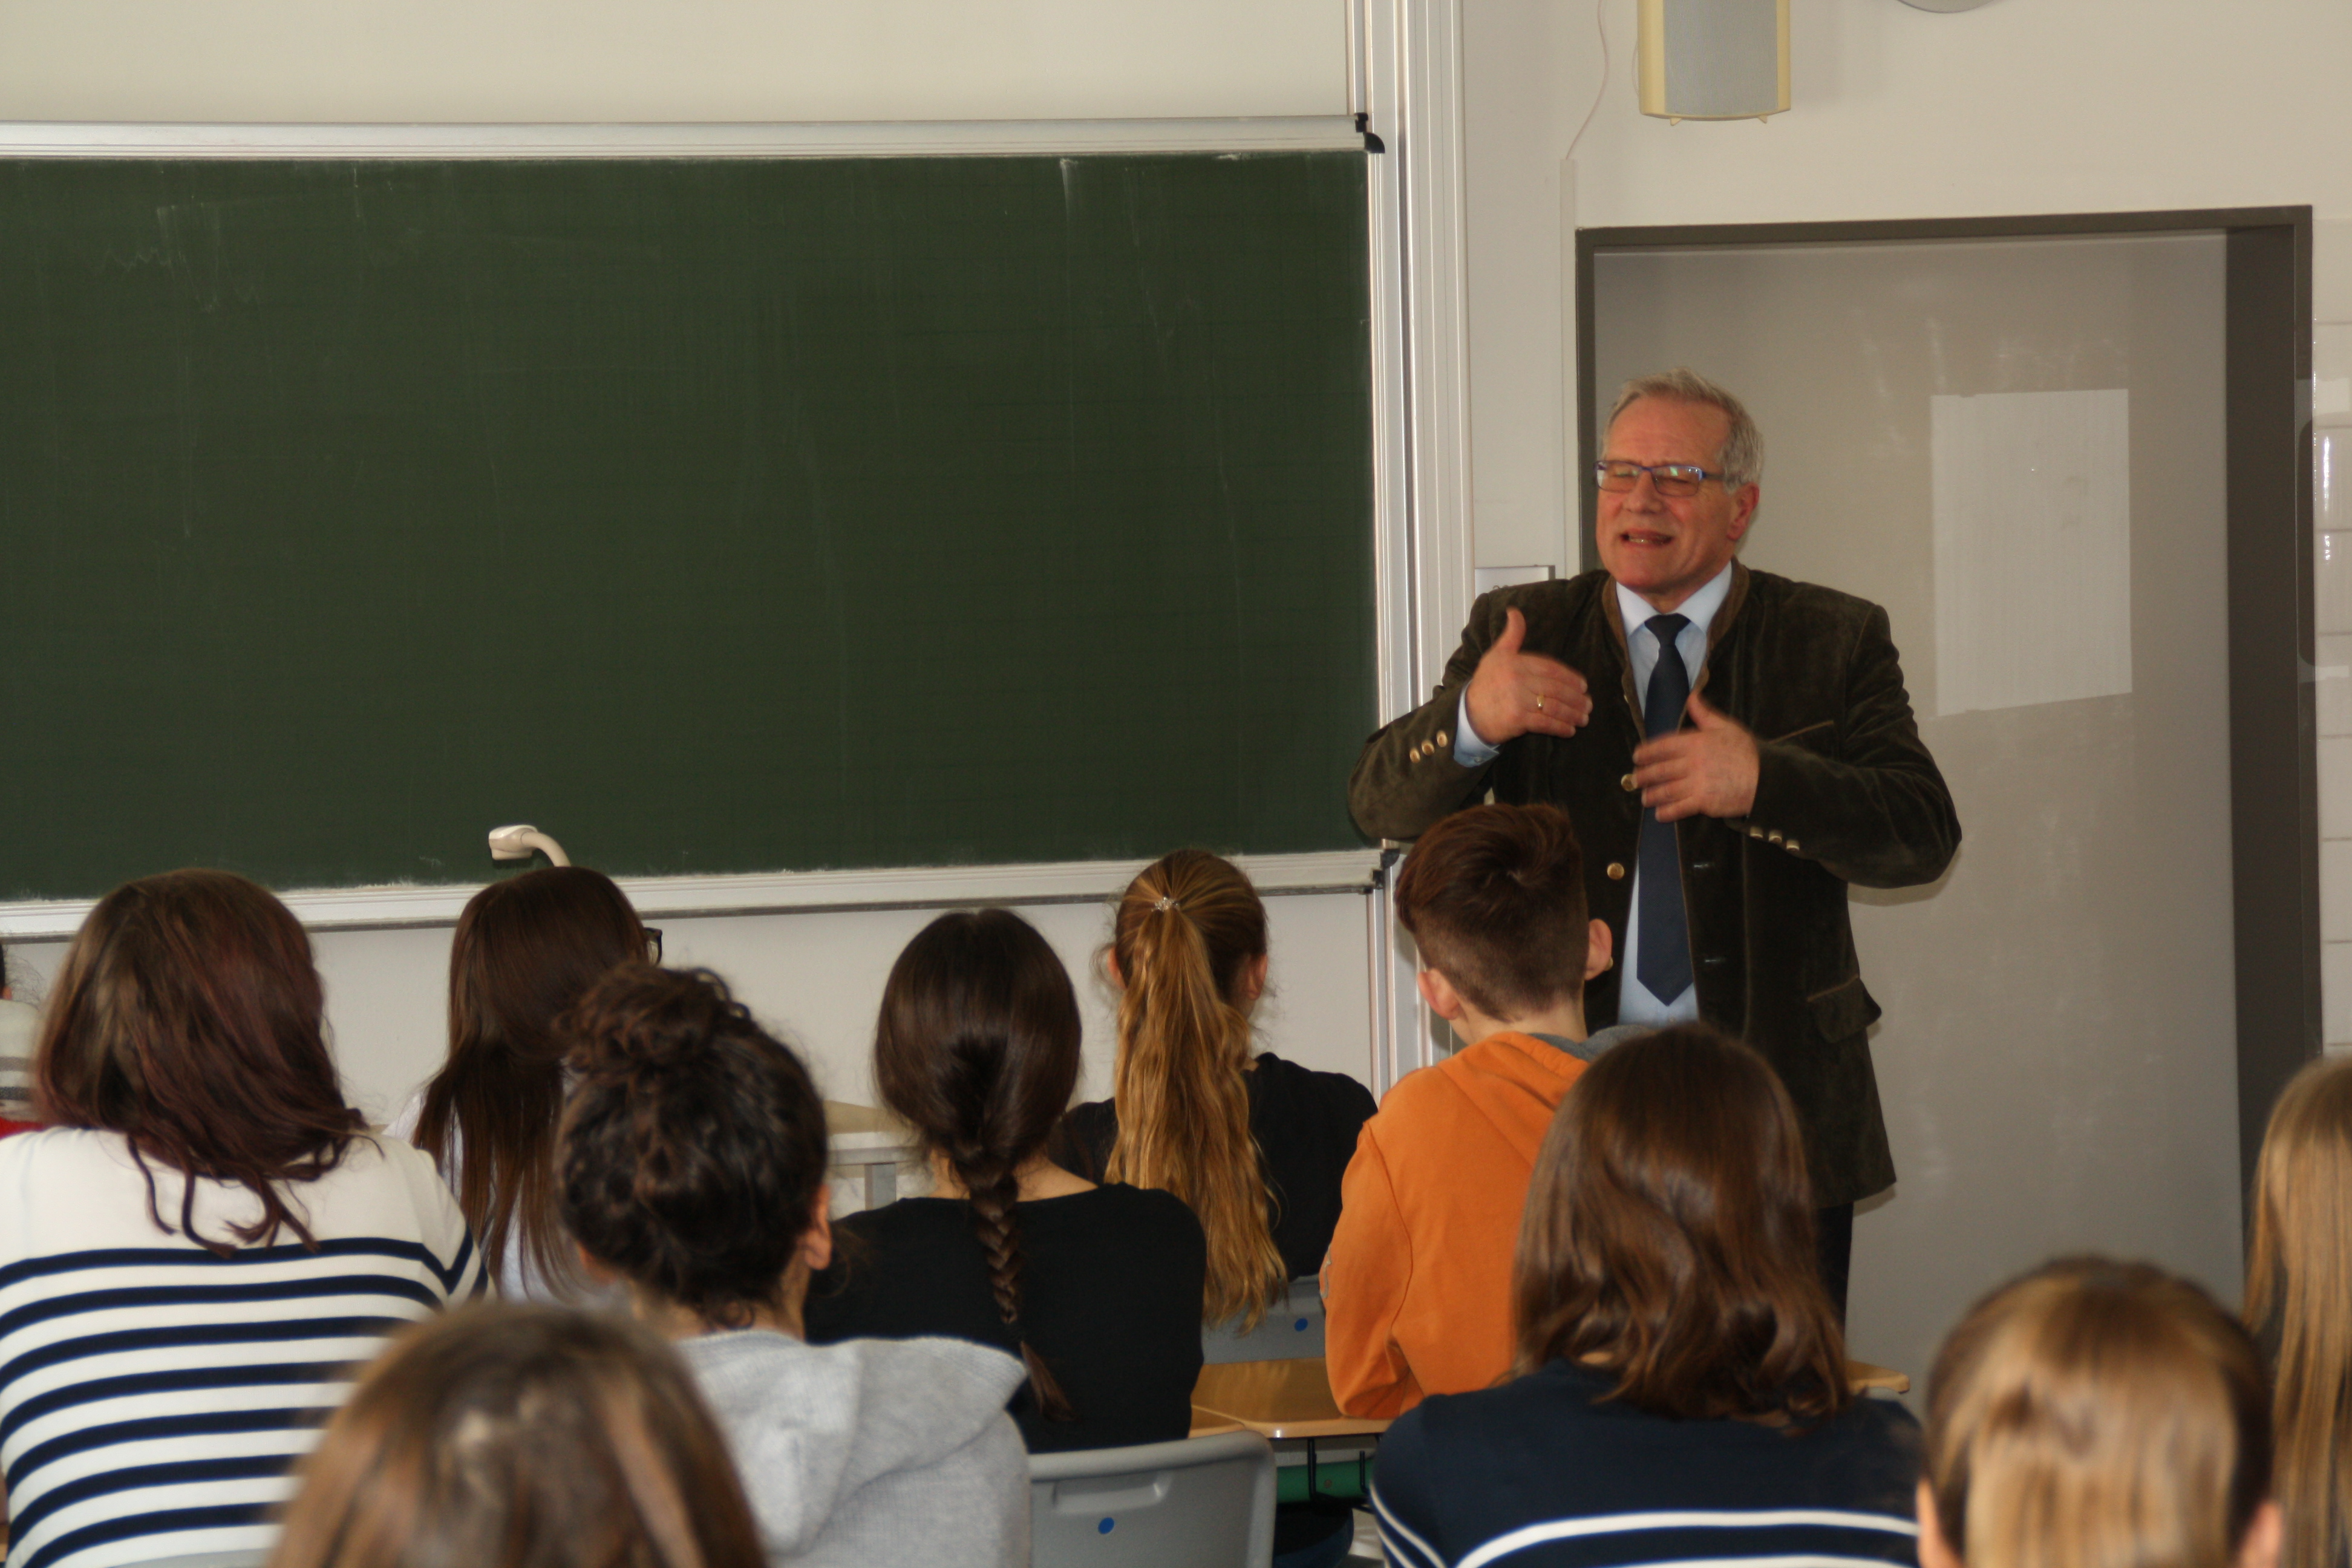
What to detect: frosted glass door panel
<box><xmin>1590</xmin><ymin>232</ymin><xmax>2234</xmax><ymax>1397</ymax></box>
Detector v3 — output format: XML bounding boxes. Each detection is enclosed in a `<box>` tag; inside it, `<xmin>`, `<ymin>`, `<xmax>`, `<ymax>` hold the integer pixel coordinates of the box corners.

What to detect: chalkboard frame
<box><xmin>0</xmin><ymin>116</ymin><xmax>1425</xmax><ymax>930</ymax></box>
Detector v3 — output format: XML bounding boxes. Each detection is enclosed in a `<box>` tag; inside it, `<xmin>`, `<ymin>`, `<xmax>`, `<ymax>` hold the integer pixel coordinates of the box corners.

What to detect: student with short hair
<box><xmin>1053</xmin><ymin>849</ymin><xmax>1376</xmax><ymax>1324</ymax></box>
<box><xmin>267</xmin><ymin>1301</ymin><xmax>765</xmax><ymax>1568</ymax></box>
<box><xmin>804</xmin><ymin>908</ymin><xmax>1206</xmax><ymax>1452</ymax></box>
<box><xmin>557</xmin><ymin>963</ymin><xmax>1028</xmax><ymax>1568</ymax></box>
<box><xmin>1323</xmin><ymin>801</ymin><xmax>1637</xmax><ymax>1416</ymax></box>
<box><xmin>392</xmin><ymin>864</ymin><xmax>648</xmax><ymax>1301</ymax></box>
<box><xmin>1</xmin><ymin>869</ymin><xmax>483</xmax><ymax>1568</ymax></box>
<box><xmin>1920</xmin><ymin>1258</ymin><xmax>2279</xmax><ymax>1568</ymax></box>
<box><xmin>2242</xmin><ymin>1054</ymin><xmax>2352</xmax><ymax>1568</ymax></box>
<box><xmin>1371</xmin><ymin>1025</ymin><xmax>1921</xmax><ymax>1568</ymax></box>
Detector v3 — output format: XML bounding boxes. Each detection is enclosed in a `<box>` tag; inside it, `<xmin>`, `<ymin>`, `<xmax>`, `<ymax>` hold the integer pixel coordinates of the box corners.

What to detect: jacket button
<box><xmin>1621</xmin><ymin>772</ymin><xmax>1638</xmax><ymax>791</ymax></box>
<box><xmin>1748</xmin><ymin>825</ymin><xmax>1766</xmax><ymax>839</ymax></box>
<box><xmin>1436</xmin><ymin>731</ymin><xmax>1451</xmax><ymax>750</ymax></box>
<box><xmin>1606</xmin><ymin>861</ymin><xmax>1627</xmax><ymax>880</ymax></box>
<box><xmin>1768</xmin><ymin>831</ymin><xmax>1785</xmax><ymax>846</ymax></box>
<box><xmin>1785</xmin><ymin>839</ymin><xmax>1802</xmax><ymax>854</ymax></box>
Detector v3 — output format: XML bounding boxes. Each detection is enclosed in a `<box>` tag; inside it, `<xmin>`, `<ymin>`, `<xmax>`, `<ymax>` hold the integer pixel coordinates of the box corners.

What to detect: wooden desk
<box><xmin>824</xmin><ymin>1101</ymin><xmax>920</xmax><ymax>1210</ymax></box>
<box><xmin>1189</xmin><ymin>1357</ymin><xmax>1390</xmax><ymax>1441</ymax></box>
<box><xmin>1846</xmin><ymin>1359</ymin><xmax>1910</xmax><ymax>1395</ymax></box>
<box><xmin>1187</xmin><ymin>1356</ymin><xmax>1908</xmax><ymax>1440</ymax></box>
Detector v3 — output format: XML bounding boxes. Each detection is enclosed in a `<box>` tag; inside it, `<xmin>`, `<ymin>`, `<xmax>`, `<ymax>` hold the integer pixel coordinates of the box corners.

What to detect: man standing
<box><xmin>1348</xmin><ymin>368</ymin><xmax>1959</xmax><ymax>1312</ymax></box>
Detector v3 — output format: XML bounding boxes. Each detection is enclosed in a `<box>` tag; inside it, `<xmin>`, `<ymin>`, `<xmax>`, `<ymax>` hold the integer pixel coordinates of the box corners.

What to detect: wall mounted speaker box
<box><xmin>1638</xmin><ymin>0</ymin><xmax>1790</xmax><ymax>123</ymax></box>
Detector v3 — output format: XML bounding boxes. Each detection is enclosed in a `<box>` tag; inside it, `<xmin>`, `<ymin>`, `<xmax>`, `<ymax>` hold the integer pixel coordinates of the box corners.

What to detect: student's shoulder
<box><xmin>1054</xmin><ymin>1182</ymin><xmax>1202</xmax><ymax>1238</ymax></box>
<box><xmin>1250</xmin><ymin>1052</ymin><xmax>1377</xmax><ymax>1120</ymax></box>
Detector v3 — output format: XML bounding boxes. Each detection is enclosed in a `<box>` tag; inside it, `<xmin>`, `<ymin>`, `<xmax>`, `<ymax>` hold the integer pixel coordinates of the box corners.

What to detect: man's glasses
<box><xmin>1594</xmin><ymin>460</ymin><xmax>1723</xmax><ymax>498</ymax></box>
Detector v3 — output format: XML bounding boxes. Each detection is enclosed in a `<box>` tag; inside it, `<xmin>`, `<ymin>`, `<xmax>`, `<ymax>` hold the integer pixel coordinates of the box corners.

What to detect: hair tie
<box><xmin>1153</xmin><ymin>895</ymin><xmax>1180</xmax><ymax>913</ymax></box>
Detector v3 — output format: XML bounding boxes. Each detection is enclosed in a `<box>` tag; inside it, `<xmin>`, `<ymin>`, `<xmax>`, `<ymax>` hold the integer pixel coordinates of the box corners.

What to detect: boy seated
<box><xmin>1324</xmin><ymin>801</ymin><xmax>1641</xmax><ymax>1417</ymax></box>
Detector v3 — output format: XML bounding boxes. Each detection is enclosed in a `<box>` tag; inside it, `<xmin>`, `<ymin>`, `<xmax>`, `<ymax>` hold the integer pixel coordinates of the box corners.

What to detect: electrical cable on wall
<box><xmin>1566</xmin><ymin>0</ymin><xmax>1613</xmax><ymax>166</ymax></box>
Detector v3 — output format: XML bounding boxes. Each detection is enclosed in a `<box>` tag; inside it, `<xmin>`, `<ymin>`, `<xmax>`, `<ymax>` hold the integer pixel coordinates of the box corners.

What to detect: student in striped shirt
<box><xmin>1917</xmin><ymin>1259</ymin><xmax>2279</xmax><ymax>1568</ymax></box>
<box><xmin>1371</xmin><ymin>1025</ymin><xmax>1921</xmax><ymax>1568</ymax></box>
<box><xmin>0</xmin><ymin>869</ymin><xmax>483</xmax><ymax>1568</ymax></box>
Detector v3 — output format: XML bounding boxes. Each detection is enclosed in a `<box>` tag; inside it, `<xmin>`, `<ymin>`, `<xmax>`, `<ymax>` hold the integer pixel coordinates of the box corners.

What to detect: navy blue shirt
<box><xmin>1373</xmin><ymin>1361</ymin><xmax>1922</xmax><ymax>1568</ymax></box>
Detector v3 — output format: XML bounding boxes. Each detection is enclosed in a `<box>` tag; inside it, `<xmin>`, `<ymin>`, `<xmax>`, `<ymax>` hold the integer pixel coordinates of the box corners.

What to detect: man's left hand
<box><xmin>1632</xmin><ymin>692</ymin><xmax>1759</xmax><ymax>822</ymax></box>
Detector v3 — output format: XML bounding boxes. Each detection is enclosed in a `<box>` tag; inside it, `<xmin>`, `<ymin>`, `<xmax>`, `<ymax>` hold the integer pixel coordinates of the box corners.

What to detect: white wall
<box><xmin>4</xmin><ymin>889</ymin><xmax>1378</xmax><ymax>1131</ymax></box>
<box><xmin>0</xmin><ymin>0</ymin><xmax>1344</xmax><ymax>123</ymax></box>
<box><xmin>1453</xmin><ymin>0</ymin><xmax>2352</xmax><ymax>1377</ymax></box>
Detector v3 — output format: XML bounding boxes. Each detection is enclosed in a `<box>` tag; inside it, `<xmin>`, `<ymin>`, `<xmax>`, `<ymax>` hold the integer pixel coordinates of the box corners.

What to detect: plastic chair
<box><xmin>1202</xmin><ymin>1278</ymin><xmax>1324</xmax><ymax>1365</ymax></box>
<box><xmin>1030</xmin><ymin>1430</ymin><xmax>1277</xmax><ymax>1567</ymax></box>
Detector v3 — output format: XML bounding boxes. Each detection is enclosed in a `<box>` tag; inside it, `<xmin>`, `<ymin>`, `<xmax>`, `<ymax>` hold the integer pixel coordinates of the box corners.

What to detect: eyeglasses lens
<box><xmin>1597</xmin><ymin>462</ymin><xmax>1705</xmax><ymax>497</ymax></box>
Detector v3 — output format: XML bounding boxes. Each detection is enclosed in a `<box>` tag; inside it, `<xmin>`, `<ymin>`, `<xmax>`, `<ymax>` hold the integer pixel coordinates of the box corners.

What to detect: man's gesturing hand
<box><xmin>1464</xmin><ymin>608</ymin><xmax>1592</xmax><ymax>745</ymax></box>
<box><xmin>1632</xmin><ymin>692</ymin><xmax>1759</xmax><ymax>822</ymax></box>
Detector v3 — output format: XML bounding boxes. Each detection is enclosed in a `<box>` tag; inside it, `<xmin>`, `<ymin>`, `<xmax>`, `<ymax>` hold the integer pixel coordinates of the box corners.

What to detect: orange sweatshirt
<box><xmin>1322</xmin><ymin>1031</ymin><xmax>1589</xmax><ymax>1419</ymax></box>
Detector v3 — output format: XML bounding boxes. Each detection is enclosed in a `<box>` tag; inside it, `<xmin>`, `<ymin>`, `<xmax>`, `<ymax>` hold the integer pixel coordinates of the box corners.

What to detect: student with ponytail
<box><xmin>805</xmin><ymin>909</ymin><xmax>1207</xmax><ymax>1452</ymax></box>
<box><xmin>1054</xmin><ymin>849</ymin><xmax>1374</xmax><ymax>1327</ymax></box>
<box><xmin>559</xmin><ymin>964</ymin><xmax>1029</xmax><ymax>1568</ymax></box>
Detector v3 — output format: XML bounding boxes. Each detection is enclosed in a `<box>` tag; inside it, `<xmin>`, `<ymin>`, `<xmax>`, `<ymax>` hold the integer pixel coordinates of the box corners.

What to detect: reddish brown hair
<box><xmin>875</xmin><ymin>908</ymin><xmax>1080</xmax><ymax>1422</ymax></box>
<box><xmin>1512</xmin><ymin>1023</ymin><xmax>1848</xmax><ymax>1423</ymax></box>
<box><xmin>411</xmin><ymin>867</ymin><xmax>645</xmax><ymax>1295</ymax></box>
<box><xmin>559</xmin><ymin>965</ymin><xmax>831</xmax><ymax>1330</ymax></box>
<box><xmin>1395</xmin><ymin>802</ymin><xmax>1589</xmax><ymax>1020</ymax></box>
<box><xmin>266</xmin><ymin>1301</ymin><xmax>763</xmax><ymax>1568</ymax></box>
<box><xmin>35</xmin><ymin>868</ymin><xmax>362</xmax><ymax>1255</ymax></box>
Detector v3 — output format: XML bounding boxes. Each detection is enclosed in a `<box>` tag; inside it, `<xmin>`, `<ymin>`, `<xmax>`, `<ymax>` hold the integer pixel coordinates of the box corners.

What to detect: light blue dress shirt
<box><xmin>1452</xmin><ymin>562</ymin><xmax>1736</xmax><ymax>1025</ymax></box>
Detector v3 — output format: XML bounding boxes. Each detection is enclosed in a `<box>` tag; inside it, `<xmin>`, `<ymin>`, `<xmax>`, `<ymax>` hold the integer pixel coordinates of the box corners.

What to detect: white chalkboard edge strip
<box><xmin>0</xmin><ymin>849</ymin><xmax>1383</xmax><ymax>939</ymax></box>
<box><xmin>0</xmin><ymin>117</ymin><xmax>1365</xmax><ymax>160</ymax></box>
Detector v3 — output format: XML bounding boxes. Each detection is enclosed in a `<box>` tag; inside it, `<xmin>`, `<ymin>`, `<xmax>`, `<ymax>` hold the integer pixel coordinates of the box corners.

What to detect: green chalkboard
<box><xmin>0</xmin><ymin>152</ymin><xmax>1376</xmax><ymax>900</ymax></box>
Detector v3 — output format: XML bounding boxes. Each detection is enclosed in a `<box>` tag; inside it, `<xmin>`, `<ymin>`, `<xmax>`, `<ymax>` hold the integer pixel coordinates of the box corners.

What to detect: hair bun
<box><xmin>560</xmin><ymin>965</ymin><xmax>751</xmax><ymax>1079</ymax></box>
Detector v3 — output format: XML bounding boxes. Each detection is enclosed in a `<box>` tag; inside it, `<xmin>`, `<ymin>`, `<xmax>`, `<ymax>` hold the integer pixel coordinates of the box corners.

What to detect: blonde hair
<box><xmin>1923</xmin><ymin>1258</ymin><xmax>2271</xmax><ymax>1568</ymax></box>
<box><xmin>1107</xmin><ymin>850</ymin><xmax>1286</xmax><ymax>1330</ymax></box>
<box><xmin>2244</xmin><ymin>1054</ymin><xmax>2352</xmax><ymax>1568</ymax></box>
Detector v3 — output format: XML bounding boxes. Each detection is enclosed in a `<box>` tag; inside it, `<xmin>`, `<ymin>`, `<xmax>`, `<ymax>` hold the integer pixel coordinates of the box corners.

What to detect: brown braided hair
<box><xmin>875</xmin><ymin>909</ymin><xmax>1080</xmax><ymax>1422</ymax></box>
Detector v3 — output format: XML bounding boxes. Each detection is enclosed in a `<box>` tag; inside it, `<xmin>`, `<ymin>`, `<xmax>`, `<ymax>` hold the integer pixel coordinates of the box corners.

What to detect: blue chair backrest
<box><xmin>1201</xmin><ymin>1277</ymin><xmax>1324</xmax><ymax>1365</ymax></box>
<box><xmin>1030</xmin><ymin>1430</ymin><xmax>1276</xmax><ymax>1567</ymax></box>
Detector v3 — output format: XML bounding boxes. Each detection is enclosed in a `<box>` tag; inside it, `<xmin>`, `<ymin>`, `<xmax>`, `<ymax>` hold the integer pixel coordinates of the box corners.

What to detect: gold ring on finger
<box><xmin>1535</xmin><ymin>693</ymin><xmax>1545</xmax><ymax>712</ymax></box>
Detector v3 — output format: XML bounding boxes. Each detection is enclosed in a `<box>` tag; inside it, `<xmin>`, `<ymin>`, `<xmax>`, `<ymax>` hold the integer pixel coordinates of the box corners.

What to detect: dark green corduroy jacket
<box><xmin>1348</xmin><ymin>563</ymin><xmax>1960</xmax><ymax>1207</ymax></box>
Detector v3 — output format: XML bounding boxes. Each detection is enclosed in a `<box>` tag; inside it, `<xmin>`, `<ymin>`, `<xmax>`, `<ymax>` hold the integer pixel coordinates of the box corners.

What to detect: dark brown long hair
<box><xmin>35</xmin><ymin>868</ymin><xmax>363</xmax><ymax>1255</ymax></box>
<box><xmin>559</xmin><ymin>965</ymin><xmax>830</xmax><ymax>1329</ymax></box>
<box><xmin>1925</xmin><ymin>1259</ymin><xmax>2272</xmax><ymax>1568</ymax></box>
<box><xmin>411</xmin><ymin>867</ymin><xmax>645</xmax><ymax>1295</ymax></box>
<box><xmin>876</xmin><ymin>908</ymin><xmax>1080</xmax><ymax>1422</ymax></box>
<box><xmin>1512</xmin><ymin>1023</ymin><xmax>1849</xmax><ymax>1423</ymax></box>
<box><xmin>266</xmin><ymin>1301</ymin><xmax>763</xmax><ymax>1568</ymax></box>
<box><xmin>1107</xmin><ymin>850</ymin><xmax>1285</xmax><ymax>1329</ymax></box>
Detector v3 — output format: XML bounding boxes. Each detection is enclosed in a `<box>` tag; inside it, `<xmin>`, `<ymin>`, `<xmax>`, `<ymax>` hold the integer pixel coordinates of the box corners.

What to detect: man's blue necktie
<box><xmin>1636</xmin><ymin>613</ymin><xmax>1693</xmax><ymax>1005</ymax></box>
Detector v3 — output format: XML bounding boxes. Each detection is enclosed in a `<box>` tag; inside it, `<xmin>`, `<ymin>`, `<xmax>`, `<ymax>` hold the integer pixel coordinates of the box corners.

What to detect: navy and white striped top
<box><xmin>1372</xmin><ymin>1361</ymin><xmax>1922</xmax><ymax>1568</ymax></box>
<box><xmin>0</xmin><ymin>1129</ymin><xmax>482</xmax><ymax>1568</ymax></box>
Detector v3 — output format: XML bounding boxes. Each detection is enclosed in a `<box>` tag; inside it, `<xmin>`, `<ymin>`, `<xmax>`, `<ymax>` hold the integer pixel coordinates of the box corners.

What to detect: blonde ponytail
<box><xmin>1107</xmin><ymin>852</ymin><xmax>1287</xmax><ymax>1330</ymax></box>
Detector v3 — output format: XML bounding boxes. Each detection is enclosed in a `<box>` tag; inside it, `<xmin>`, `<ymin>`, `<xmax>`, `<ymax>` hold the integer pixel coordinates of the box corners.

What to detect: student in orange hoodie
<box><xmin>1324</xmin><ymin>801</ymin><xmax>1645</xmax><ymax>1417</ymax></box>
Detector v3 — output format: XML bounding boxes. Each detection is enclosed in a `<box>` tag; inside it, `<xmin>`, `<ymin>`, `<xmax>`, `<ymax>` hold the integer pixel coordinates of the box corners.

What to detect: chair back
<box><xmin>1201</xmin><ymin>1277</ymin><xmax>1324</xmax><ymax>1365</ymax></box>
<box><xmin>1030</xmin><ymin>1430</ymin><xmax>1276</xmax><ymax>1567</ymax></box>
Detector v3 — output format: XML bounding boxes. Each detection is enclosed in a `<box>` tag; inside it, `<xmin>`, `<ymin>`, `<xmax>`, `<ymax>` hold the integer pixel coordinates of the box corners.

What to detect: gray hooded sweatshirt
<box><xmin>676</xmin><ymin>1330</ymin><xmax>1030</xmax><ymax>1568</ymax></box>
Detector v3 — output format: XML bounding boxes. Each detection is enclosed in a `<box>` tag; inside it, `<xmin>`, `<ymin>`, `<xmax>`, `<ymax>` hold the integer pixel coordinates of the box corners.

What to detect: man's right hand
<box><xmin>1463</xmin><ymin>607</ymin><xmax>1592</xmax><ymax>745</ymax></box>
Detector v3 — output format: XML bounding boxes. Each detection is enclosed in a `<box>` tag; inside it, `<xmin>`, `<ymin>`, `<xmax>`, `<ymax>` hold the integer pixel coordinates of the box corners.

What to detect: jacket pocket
<box><xmin>1807</xmin><ymin>973</ymin><xmax>1881</xmax><ymax>1042</ymax></box>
